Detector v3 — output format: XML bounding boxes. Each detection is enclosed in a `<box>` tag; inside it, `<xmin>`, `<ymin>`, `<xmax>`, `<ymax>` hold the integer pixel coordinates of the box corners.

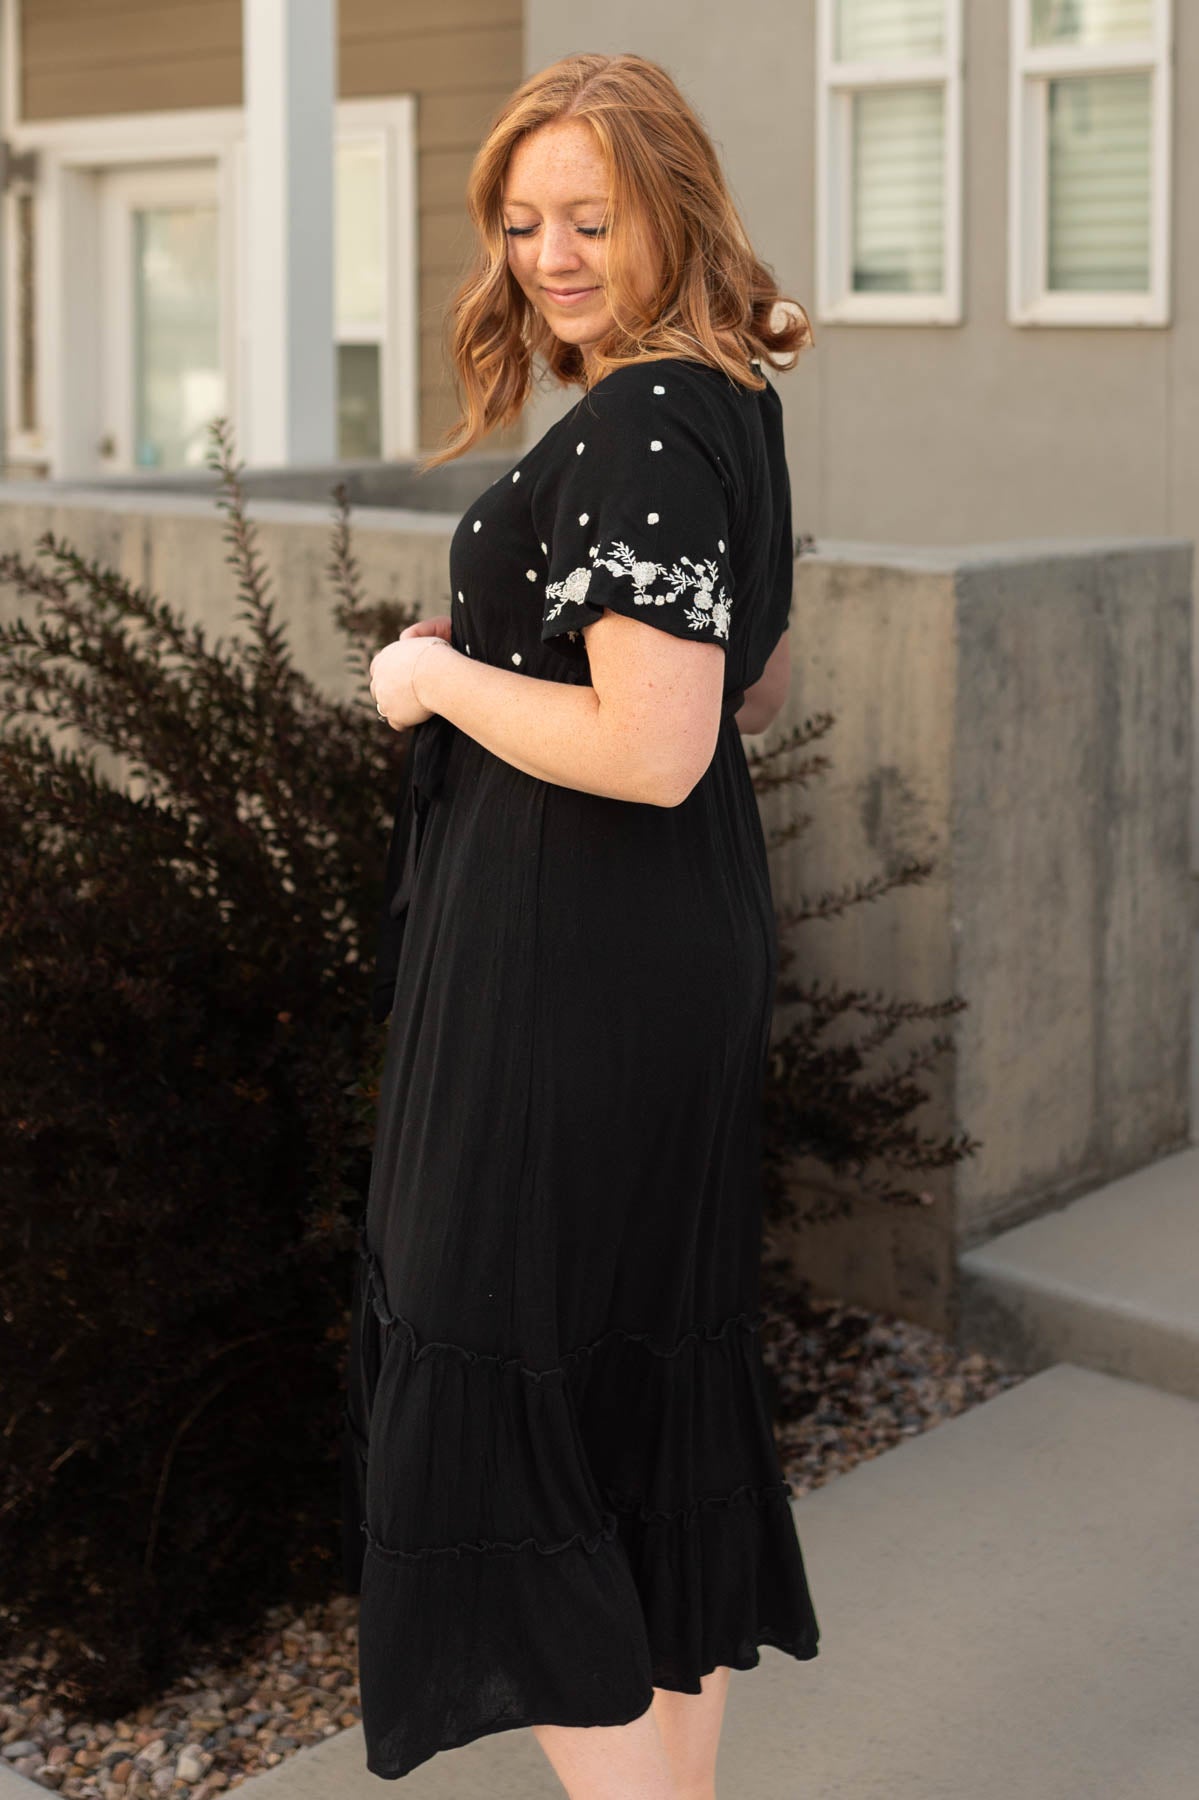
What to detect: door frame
<box><xmin>99</xmin><ymin>159</ymin><xmax>227</xmax><ymax>475</ymax></box>
<box><xmin>2</xmin><ymin>98</ymin><xmax>417</xmax><ymax>479</ymax></box>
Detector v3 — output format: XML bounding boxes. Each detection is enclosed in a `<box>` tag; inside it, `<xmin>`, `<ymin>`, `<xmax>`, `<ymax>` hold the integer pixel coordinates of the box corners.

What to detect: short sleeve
<box><xmin>535</xmin><ymin>365</ymin><xmax>736</xmax><ymax>658</ymax></box>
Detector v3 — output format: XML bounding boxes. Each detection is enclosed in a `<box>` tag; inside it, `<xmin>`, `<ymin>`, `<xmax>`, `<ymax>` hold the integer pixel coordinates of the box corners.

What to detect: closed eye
<box><xmin>504</xmin><ymin>225</ymin><xmax>607</xmax><ymax>238</ymax></box>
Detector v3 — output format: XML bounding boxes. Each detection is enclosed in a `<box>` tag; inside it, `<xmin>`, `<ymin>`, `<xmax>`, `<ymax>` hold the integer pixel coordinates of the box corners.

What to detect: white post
<box><xmin>242</xmin><ymin>0</ymin><xmax>337</xmax><ymax>467</ymax></box>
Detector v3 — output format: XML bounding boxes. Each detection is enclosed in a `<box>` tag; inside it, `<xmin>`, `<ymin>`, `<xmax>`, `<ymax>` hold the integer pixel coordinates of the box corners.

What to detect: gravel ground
<box><xmin>1</xmin><ymin>1259</ymin><xmax>1024</xmax><ymax>1796</ymax></box>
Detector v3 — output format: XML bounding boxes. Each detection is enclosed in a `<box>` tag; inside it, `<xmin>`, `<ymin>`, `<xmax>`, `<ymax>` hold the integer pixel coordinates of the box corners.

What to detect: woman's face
<box><xmin>502</xmin><ymin>117</ymin><xmax>658</xmax><ymax>373</ymax></box>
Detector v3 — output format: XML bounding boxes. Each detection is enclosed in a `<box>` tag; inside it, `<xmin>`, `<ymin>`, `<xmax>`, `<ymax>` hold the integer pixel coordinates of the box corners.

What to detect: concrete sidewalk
<box><xmin>133</xmin><ymin>1361</ymin><xmax>1195</xmax><ymax>1800</ymax></box>
<box><xmin>959</xmin><ymin>1143</ymin><xmax>1199</xmax><ymax>1400</ymax></box>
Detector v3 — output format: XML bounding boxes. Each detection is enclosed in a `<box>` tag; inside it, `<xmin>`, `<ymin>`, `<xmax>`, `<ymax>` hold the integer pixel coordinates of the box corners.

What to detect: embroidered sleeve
<box><xmin>536</xmin><ymin>366</ymin><xmax>735</xmax><ymax>657</ymax></box>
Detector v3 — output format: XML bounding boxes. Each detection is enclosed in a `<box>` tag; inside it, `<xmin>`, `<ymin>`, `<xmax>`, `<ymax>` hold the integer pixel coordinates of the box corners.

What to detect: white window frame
<box><xmin>815</xmin><ymin>0</ymin><xmax>964</xmax><ymax>325</ymax></box>
<box><xmin>1</xmin><ymin>88</ymin><xmax>416</xmax><ymax>478</ymax></box>
<box><xmin>1007</xmin><ymin>0</ymin><xmax>1173</xmax><ymax>327</ymax></box>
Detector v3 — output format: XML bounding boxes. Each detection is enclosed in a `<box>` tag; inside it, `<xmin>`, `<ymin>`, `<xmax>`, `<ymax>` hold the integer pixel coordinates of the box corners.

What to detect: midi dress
<box><xmin>341</xmin><ymin>352</ymin><xmax>821</xmax><ymax>1782</ymax></box>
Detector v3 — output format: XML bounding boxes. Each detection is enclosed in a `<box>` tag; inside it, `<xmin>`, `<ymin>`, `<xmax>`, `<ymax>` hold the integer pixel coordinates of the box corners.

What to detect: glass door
<box><xmin>99</xmin><ymin>163</ymin><xmax>227</xmax><ymax>473</ymax></box>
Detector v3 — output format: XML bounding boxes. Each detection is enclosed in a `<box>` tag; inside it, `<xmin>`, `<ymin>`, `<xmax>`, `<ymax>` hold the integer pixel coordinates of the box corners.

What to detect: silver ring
<box><xmin>376</xmin><ymin>703</ymin><xmax>386</xmax><ymax>719</ymax></box>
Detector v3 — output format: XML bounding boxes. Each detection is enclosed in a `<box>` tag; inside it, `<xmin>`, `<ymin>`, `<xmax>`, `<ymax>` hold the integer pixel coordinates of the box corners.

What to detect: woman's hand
<box><xmin>369</xmin><ymin>614</ymin><xmax>454</xmax><ymax>730</ymax></box>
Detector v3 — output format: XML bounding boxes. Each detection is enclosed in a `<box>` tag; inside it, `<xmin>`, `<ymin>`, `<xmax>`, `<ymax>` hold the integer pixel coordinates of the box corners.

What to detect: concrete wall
<box><xmin>524</xmin><ymin>0</ymin><xmax>1199</xmax><ymax>867</ymax></box>
<box><xmin>761</xmin><ymin>539</ymin><xmax>1193</xmax><ymax>1332</ymax></box>
<box><xmin>0</xmin><ymin>485</ymin><xmax>459</xmax><ymax>740</ymax></box>
<box><xmin>17</xmin><ymin>0</ymin><xmax>524</xmax><ymax>453</ymax></box>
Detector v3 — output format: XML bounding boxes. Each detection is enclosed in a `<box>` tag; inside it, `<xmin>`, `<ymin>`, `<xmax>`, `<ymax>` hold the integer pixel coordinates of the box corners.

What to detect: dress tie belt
<box><xmin>369</xmin><ymin>684</ymin><xmax>746</xmax><ymax>1024</ymax></box>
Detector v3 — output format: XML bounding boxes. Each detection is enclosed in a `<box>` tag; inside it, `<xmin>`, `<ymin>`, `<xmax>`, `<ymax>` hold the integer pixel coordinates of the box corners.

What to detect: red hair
<box><xmin>421</xmin><ymin>51</ymin><xmax>814</xmax><ymax>470</ymax></box>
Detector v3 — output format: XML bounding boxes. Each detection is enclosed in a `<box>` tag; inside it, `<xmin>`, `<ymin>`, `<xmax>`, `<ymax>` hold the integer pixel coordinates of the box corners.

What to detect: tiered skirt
<box><xmin>342</xmin><ymin>1220</ymin><xmax>820</xmax><ymax>1781</ymax></box>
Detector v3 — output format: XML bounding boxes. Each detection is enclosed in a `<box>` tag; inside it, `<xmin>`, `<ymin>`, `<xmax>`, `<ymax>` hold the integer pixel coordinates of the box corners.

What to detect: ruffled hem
<box><xmin>358</xmin><ymin>1228</ymin><xmax>766</xmax><ymax>1378</ymax></box>
<box><xmin>342</xmin><ymin>1222</ymin><xmax>820</xmax><ymax>1778</ymax></box>
<box><xmin>359</xmin><ymin>1510</ymin><xmax>621</xmax><ymax>1562</ymax></box>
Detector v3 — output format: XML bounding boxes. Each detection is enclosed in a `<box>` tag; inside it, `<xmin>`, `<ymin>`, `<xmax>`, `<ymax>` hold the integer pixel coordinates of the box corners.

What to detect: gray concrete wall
<box><xmin>763</xmin><ymin>539</ymin><xmax>1193</xmax><ymax>1332</ymax></box>
<box><xmin>524</xmin><ymin>0</ymin><xmax>1199</xmax><ymax>867</ymax></box>
<box><xmin>0</xmin><ymin>483</ymin><xmax>458</xmax><ymax>707</ymax></box>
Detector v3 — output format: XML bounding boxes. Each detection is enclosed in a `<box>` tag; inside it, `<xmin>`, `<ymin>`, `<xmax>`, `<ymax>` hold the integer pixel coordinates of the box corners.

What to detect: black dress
<box><xmin>342</xmin><ymin>353</ymin><xmax>821</xmax><ymax>1781</ymax></box>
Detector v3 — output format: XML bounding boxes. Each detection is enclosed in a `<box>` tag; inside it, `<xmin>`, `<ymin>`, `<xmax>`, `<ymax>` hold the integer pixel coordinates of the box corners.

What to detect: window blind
<box><xmin>1047</xmin><ymin>71</ymin><xmax>1152</xmax><ymax>291</ymax></box>
<box><xmin>836</xmin><ymin>0</ymin><xmax>946</xmax><ymax>61</ymax></box>
<box><xmin>851</xmin><ymin>84</ymin><xmax>945</xmax><ymax>293</ymax></box>
<box><xmin>1031</xmin><ymin>0</ymin><xmax>1153</xmax><ymax>49</ymax></box>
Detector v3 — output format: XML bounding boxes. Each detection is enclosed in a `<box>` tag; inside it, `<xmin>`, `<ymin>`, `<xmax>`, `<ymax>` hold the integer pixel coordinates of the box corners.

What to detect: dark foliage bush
<box><xmin>0</xmin><ymin>422</ymin><xmax>412</xmax><ymax>1709</ymax></box>
<box><xmin>0</xmin><ymin>423</ymin><xmax>975</xmax><ymax>1714</ymax></box>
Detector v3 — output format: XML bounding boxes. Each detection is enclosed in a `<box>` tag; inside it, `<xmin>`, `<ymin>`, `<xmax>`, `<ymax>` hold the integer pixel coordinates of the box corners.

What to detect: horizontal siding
<box><xmin>417</xmin><ymin>85</ymin><xmax>515</xmax><ymax>150</ymax></box>
<box><xmin>24</xmin><ymin>55</ymin><xmax>241</xmax><ymax>121</ymax></box>
<box><xmin>22</xmin><ymin>1</ymin><xmax>241</xmax><ymax>115</ymax></box>
<box><xmin>23</xmin><ymin>3</ymin><xmax>242</xmax><ymax>74</ymax></box>
<box><xmin>341</xmin><ymin>27</ymin><xmax>519</xmax><ymax>96</ymax></box>
<box><xmin>19</xmin><ymin>0</ymin><xmax>522</xmax><ymax>453</ymax></box>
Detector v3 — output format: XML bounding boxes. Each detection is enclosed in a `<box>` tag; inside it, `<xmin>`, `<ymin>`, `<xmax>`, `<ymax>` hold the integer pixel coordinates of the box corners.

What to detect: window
<box><xmin>336</xmin><ymin>134</ymin><xmax>386</xmax><ymax>460</ymax></box>
<box><xmin>1008</xmin><ymin>0</ymin><xmax>1173</xmax><ymax>324</ymax></box>
<box><xmin>816</xmin><ymin>0</ymin><xmax>963</xmax><ymax>323</ymax></box>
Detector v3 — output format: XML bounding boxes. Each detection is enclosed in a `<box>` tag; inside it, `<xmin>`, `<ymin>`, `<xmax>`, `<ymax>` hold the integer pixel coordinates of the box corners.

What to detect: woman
<box><xmin>350</xmin><ymin>50</ymin><xmax>821</xmax><ymax>1795</ymax></box>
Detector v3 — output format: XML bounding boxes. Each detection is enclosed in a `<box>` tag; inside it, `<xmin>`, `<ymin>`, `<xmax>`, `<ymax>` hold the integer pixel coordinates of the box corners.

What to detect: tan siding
<box><xmin>19</xmin><ymin>0</ymin><xmax>522</xmax><ymax>453</ymax></box>
<box><xmin>341</xmin><ymin>27</ymin><xmax>519</xmax><ymax>96</ymax></box>
<box><xmin>23</xmin><ymin>3</ymin><xmax>243</xmax><ymax>72</ymax></box>
<box><xmin>22</xmin><ymin>2</ymin><xmax>242</xmax><ymax>116</ymax></box>
<box><xmin>24</xmin><ymin>54</ymin><xmax>241</xmax><ymax>119</ymax></box>
<box><xmin>420</xmin><ymin>146</ymin><xmax>484</xmax><ymax>211</ymax></box>
<box><xmin>417</xmin><ymin>86</ymin><xmax>514</xmax><ymax>150</ymax></box>
<box><xmin>343</xmin><ymin>0</ymin><xmax>520</xmax><ymax>31</ymax></box>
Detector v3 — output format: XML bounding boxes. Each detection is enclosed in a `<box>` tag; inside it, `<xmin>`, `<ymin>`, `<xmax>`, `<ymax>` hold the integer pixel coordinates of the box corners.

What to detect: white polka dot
<box><xmin>472</xmin><ymin>519</ymin><xmax>481</xmax><ymax>532</ymax></box>
<box><xmin>576</xmin><ymin>441</ymin><xmax>585</xmax><ymax>455</ymax></box>
<box><xmin>540</xmin><ymin>542</ymin><xmax>547</xmax><ymax>553</ymax></box>
<box><xmin>526</xmin><ymin>569</ymin><xmax>537</xmax><ymax>581</ymax></box>
<box><xmin>578</xmin><ymin>512</ymin><xmax>589</xmax><ymax>526</ymax></box>
<box><xmin>647</xmin><ymin>512</ymin><xmax>659</xmax><ymax>524</ymax></box>
<box><xmin>718</xmin><ymin>539</ymin><xmax>725</xmax><ymax>552</ymax></box>
<box><xmin>512</xmin><ymin>469</ymin><xmax>521</xmax><ymax>482</ymax></box>
<box><xmin>465</xmin><ymin>643</ymin><xmax>471</xmax><ymax>654</ymax></box>
<box><xmin>511</xmin><ymin>652</ymin><xmax>522</xmax><ymax>666</ymax></box>
<box><xmin>653</xmin><ymin>384</ymin><xmax>665</xmax><ymax>394</ymax></box>
<box><xmin>650</xmin><ymin>439</ymin><xmax>662</xmax><ymax>452</ymax></box>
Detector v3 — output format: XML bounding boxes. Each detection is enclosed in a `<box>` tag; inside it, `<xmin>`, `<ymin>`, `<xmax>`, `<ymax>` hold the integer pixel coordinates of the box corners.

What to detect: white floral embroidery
<box><xmin>544</xmin><ymin>538</ymin><xmax>732</xmax><ymax>640</ymax></box>
<box><xmin>545</xmin><ymin>565</ymin><xmax>594</xmax><ymax>613</ymax></box>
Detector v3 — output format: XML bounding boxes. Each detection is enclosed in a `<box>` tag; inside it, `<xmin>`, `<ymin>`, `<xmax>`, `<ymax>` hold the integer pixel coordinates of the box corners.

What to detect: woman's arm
<box><xmin>404</xmin><ymin>607</ymin><xmax>727</xmax><ymax>808</ymax></box>
<box><xmin>735</xmin><ymin>629</ymin><xmax>792</xmax><ymax>735</ymax></box>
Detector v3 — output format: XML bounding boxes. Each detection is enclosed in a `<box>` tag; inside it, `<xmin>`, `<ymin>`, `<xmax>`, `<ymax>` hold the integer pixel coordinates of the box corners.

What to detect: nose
<box><xmin>536</xmin><ymin>219</ymin><xmax>585</xmax><ymax>278</ymax></box>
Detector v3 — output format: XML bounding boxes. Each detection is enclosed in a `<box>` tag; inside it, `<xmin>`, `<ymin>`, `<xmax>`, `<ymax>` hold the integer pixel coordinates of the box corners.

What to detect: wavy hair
<box><xmin>420</xmin><ymin>52</ymin><xmax>814</xmax><ymax>470</ymax></box>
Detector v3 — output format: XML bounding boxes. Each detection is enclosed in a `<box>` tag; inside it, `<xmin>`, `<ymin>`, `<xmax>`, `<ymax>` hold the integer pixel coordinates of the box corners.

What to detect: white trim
<box><xmin>3</xmin><ymin>97</ymin><xmax>417</xmax><ymax>473</ymax></box>
<box><xmin>815</xmin><ymin>0</ymin><xmax>963</xmax><ymax>325</ymax></box>
<box><xmin>1007</xmin><ymin>0</ymin><xmax>1173</xmax><ymax>327</ymax></box>
<box><xmin>2</xmin><ymin>0</ymin><xmax>21</xmax><ymax>137</ymax></box>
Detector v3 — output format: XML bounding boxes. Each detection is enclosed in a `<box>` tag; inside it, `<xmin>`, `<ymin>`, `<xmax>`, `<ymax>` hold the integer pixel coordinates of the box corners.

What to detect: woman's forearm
<box><xmin>412</xmin><ymin>642</ymin><xmax>677</xmax><ymax>806</ymax></box>
<box><xmin>736</xmin><ymin>628</ymin><xmax>792</xmax><ymax>734</ymax></box>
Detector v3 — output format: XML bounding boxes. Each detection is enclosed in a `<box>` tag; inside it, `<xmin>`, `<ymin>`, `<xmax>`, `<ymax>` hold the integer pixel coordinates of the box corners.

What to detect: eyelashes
<box><xmin>504</xmin><ymin>225</ymin><xmax>607</xmax><ymax>238</ymax></box>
